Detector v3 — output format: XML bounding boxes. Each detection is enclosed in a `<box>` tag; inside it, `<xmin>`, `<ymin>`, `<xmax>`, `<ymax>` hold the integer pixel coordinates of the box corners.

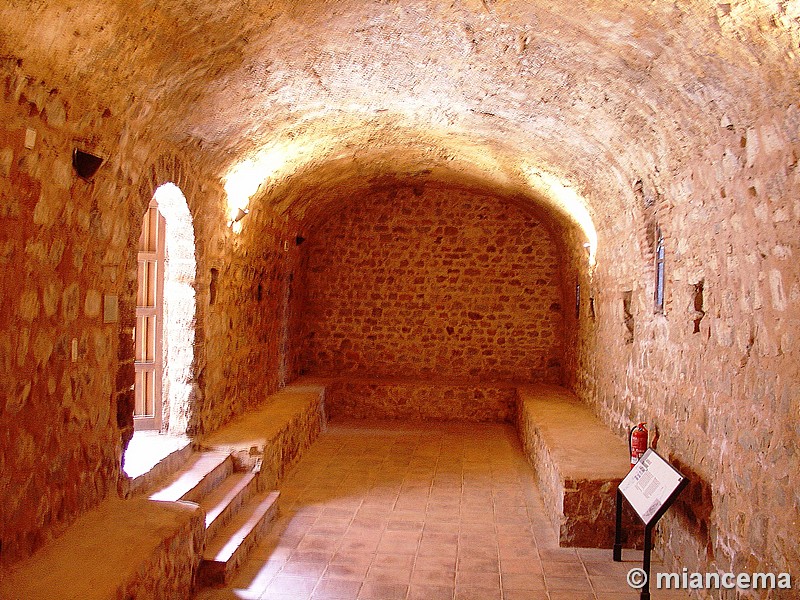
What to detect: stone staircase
<box><xmin>146</xmin><ymin>449</ymin><xmax>280</xmax><ymax>588</ymax></box>
<box><xmin>0</xmin><ymin>381</ymin><xmax>325</xmax><ymax>600</ymax></box>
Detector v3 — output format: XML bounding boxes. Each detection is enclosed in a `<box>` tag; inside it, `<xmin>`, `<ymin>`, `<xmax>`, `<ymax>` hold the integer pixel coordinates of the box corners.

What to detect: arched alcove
<box><xmin>124</xmin><ymin>183</ymin><xmax>197</xmax><ymax>479</ymax></box>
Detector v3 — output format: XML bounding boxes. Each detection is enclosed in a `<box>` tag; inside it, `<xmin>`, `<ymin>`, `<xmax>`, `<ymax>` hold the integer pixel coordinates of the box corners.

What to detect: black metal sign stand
<box><xmin>613</xmin><ymin>448</ymin><xmax>688</xmax><ymax>600</ymax></box>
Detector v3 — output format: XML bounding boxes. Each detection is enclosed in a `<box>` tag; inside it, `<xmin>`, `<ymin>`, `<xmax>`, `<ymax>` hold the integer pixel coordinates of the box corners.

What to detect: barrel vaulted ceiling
<box><xmin>3</xmin><ymin>0</ymin><xmax>798</xmax><ymax>249</ymax></box>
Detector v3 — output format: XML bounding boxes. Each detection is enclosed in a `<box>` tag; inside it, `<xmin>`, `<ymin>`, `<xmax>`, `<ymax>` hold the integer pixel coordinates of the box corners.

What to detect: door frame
<box><xmin>134</xmin><ymin>198</ymin><xmax>166</xmax><ymax>431</ymax></box>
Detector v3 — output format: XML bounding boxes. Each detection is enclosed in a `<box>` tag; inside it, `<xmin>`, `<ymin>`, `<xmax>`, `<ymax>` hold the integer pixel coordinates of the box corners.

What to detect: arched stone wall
<box><xmin>299</xmin><ymin>185</ymin><xmax>566</xmax><ymax>384</ymax></box>
<box><xmin>1</xmin><ymin>0</ymin><xmax>798</xmax><ymax>589</ymax></box>
<box><xmin>116</xmin><ymin>155</ymin><xmax>212</xmax><ymax>455</ymax></box>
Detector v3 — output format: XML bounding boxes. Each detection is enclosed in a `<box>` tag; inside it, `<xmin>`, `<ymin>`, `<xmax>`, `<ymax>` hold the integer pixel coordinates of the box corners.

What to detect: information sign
<box><xmin>614</xmin><ymin>447</ymin><xmax>689</xmax><ymax>600</ymax></box>
<box><xmin>618</xmin><ymin>448</ymin><xmax>686</xmax><ymax>525</ymax></box>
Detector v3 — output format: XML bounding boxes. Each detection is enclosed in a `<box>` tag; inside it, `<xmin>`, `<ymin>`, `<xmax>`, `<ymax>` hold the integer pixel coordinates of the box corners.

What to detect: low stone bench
<box><xmin>516</xmin><ymin>384</ymin><xmax>639</xmax><ymax>548</ymax></box>
<box><xmin>297</xmin><ymin>376</ymin><xmax>637</xmax><ymax>548</ymax></box>
<box><xmin>0</xmin><ymin>498</ymin><xmax>204</xmax><ymax>600</ymax></box>
<box><xmin>323</xmin><ymin>376</ymin><xmax>518</xmax><ymax>422</ymax></box>
<box><xmin>199</xmin><ymin>378</ymin><xmax>327</xmax><ymax>488</ymax></box>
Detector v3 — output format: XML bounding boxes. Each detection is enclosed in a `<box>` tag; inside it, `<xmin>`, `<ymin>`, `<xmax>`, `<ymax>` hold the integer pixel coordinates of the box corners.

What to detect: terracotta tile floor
<box><xmin>196</xmin><ymin>421</ymin><xmax>690</xmax><ymax>600</ymax></box>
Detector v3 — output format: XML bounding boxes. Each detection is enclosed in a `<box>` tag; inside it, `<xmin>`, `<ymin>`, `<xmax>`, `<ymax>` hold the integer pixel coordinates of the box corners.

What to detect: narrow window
<box><xmin>623</xmin><ymin>290</ymin><xmax>634</xmax><ymax>344</ymax></box>
<box><xmin>692</xmin><ymin>279</ymin><xmax>705</xmax><ymax>334</ymax></box>
<box><xmin>654</xmin><ymin>228</ymin><xmax>665</xmax><ymax>314</ymax></box>
<box><xmin>575</xmin><ymin>282</ymin><xmax>581</xmax><ymax>319</ymax></box>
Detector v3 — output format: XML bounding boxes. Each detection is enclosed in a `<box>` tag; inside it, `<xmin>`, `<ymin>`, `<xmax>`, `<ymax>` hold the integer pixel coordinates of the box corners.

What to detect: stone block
<box><xmin>61</xmin><ymin>282</ymin><xmax>80</xmax><ymax>322</ymax></box>
<box><xmin>42</xmin><ymin>279</ymin><xmax>61</xmax><ymax>317</ymax></box>
<box><xmin>84</xmin><ymin>288</ymin><xmax>102</xmax><ymax>317</ymax></box>
<box><xmin>516</xmin><ymin>384</ymin><xmax>641</xmax><ymax>548</ymax></box>
<box><xmin>24</xmin><ymin>239</ymin><xmax>48</xmax><ymax>263</ymax></box>
<box><xmin>0</xmin><ymin>498</ymin><xmax>204</xmax><ymax>600</ymax></box>
<box><xmin>32</xmin><ymin>332</ymin><xmax>53</xmax><ymax>366</ymax></box>
<box><xmin>43</xmin><ymin>96</ymin><xmax>67</xmax><ymax>127</ymax></box>
<box><xmin>5</xmin><ymin>380</ymin><xmax>32</xmax><ymax>415</ymax></box>
<box><xmin>49</xmin><ymin>238</ymin><xmax>65</xmax><ymax>266</ymax></box>
<box><xmin>52</xmin><ymin>158</ymin><xmax>72</xmax><ymax>189</ymax></box>
<box><xmin>32</xmin><ymin>191</ymin><xmax>60</xmax><ymax>226</ymax></box>
<box><xmin>200</xmin><ymin>378</ymin><xmax>326</xmax><ymax>489</ymax></box>
<box><xmin>16</xmin><ymin>327</ymin><xmax>30</xmax><ymax>365</ymax></box>
<box><xmin>18</xmin><ymin>289</ymin><xmax>40</xmax><ymax>321</ymax></box>
<box><xmin>0</xmin><ymin>147</ymin><xmax>13</xmax><ymax>177</ymax></box>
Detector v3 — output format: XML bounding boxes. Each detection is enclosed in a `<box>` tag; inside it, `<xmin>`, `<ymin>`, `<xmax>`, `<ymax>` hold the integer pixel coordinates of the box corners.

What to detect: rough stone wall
<box><xmin>198</xmin><ymin>213</ymin><xmax>304</xmax><ymax>434</ymax></box>
<box><xmin>325</xmin><ymin>378</ymin><xmax>519</xmax><ymax>422</ymax></box>
<box><xmin>113</xmin><ymin>500</ymin><xmax>205</xmax><ymax>600</ymax></box>
<box><xmin>299</xmin><ymin>186</ymin><xmax>565</xmax><ymax>383</ymax></box>
<box><xmin>2</xmin><ymin>2</ymin><xmax>799</xmax><ymax>595</ymax></box>
<box><xmin>569</xmin><ymin>111</ymin><xmax>800</xmax><ymax>595</ymax></box>
<box><xmin>0</xmin><ymin>68</ymin><xmax>131</xmax><ymax>565</ymax></box>
<box><xmin>0</xmin><ymin>61</ymin><xmax>301</xmax><ymax>567</ymax></box>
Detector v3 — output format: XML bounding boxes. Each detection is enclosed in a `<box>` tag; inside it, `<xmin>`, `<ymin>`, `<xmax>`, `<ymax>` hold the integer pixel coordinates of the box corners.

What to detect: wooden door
<box><xmin>134</xmin><ymin>199</ymin><xmax>165</xmax><ymax>430</ymax></box>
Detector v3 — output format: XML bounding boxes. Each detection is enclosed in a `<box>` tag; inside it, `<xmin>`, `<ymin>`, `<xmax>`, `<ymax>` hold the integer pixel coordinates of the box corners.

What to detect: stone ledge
<box><xmin>0</xmin><ymin>381</ymin><xmax>325</xmax><ymax>599</ymax></box>
<box><xmin>516</xmin><ymin>384</ymin><xmax>641</xmax><ymax>548</ymax></box>
<box><xmin>199</xmin><ymin>378</ymin><xmax>327</xmax><ymax>489</ymax></box>
<box><xmin>322</xmin><ymin>375</ymin><xmax>519</xmax><ymax>422</ymax></box>
<box><xmin>0</xmin><ymin>498</ymin><xmax>204</xmax><ymax>600</ymax></box>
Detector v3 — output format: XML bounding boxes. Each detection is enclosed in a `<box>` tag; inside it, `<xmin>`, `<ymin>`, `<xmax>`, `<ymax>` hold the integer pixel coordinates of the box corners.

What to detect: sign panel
<box><xmin>618</xmin><ymin>448</ymin><xmax>686</xmax><ymax>525</ymax></box>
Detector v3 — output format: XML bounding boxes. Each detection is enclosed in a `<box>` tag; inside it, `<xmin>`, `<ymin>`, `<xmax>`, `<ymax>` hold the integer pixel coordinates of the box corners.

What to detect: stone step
<box><xmin>199</xmin><ymin>490</ymin><xmax>280</xmax><ymax>587</ymax></box>
<box><xmin>149</xmin><ymin>451</ymin><xmax>234</xmax><ymax>504</ymax></box>
<box><xmin>199</xmin><ymin>471</ymin><xmax>259</xmax><ymax>541</ymax></box>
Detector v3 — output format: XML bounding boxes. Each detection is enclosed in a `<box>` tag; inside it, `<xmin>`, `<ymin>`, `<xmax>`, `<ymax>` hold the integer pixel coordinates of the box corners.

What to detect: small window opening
<box><xmin>209</xmin><ymin>268</ymin><xmax>219</xmax><ymax>305</ymax></box>
<box><xmin>692</xmin><ymin>279</ymin><xmax>705</xmax><ymax>334</ymax></box>
<box><xmin>589</xmin><ymin>296</ymin><xmax>596</xmax><ymax>321</ymax></box>
<box><xmin>654</xmin><ymin>228</ymin><xmax>665</xmax><ymax>314</ymax></box>
<box><xmin>623</xmin><ymin>290</ymin><xmax>634</xmax><ymax>344</ymax></box>
<box><xmin>575</xmin><ymin>282</ymin><xmax>581</xmax><ymax>319</ymax></box>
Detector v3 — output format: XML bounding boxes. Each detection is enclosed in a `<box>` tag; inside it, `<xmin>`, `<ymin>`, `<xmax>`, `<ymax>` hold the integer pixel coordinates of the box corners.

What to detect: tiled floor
<box><xmin>196</xmin><ymin>420</ymin><xmax>689</xmax><ymax>600</ymax></box>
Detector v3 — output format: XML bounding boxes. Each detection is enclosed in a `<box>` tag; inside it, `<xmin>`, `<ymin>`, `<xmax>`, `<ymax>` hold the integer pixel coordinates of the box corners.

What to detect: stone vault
<box><xmin>1</xmin><ymin>0</ymin><xmax>798</xmax><ymax>596</ymax></box>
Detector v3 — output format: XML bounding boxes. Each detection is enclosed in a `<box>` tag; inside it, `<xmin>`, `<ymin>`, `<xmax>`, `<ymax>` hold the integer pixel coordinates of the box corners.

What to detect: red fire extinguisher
<box><xmin>629</xmin><ymin>423</ymin><xmax>648</xmax><ymax>469</ymax></box>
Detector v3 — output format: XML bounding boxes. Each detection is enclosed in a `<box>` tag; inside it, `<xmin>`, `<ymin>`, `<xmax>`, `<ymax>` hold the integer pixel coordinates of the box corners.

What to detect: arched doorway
<box><xmin>133</xmin><ymin>183</ymin><xmax>196</xmax><ymax>435</ymax></box>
